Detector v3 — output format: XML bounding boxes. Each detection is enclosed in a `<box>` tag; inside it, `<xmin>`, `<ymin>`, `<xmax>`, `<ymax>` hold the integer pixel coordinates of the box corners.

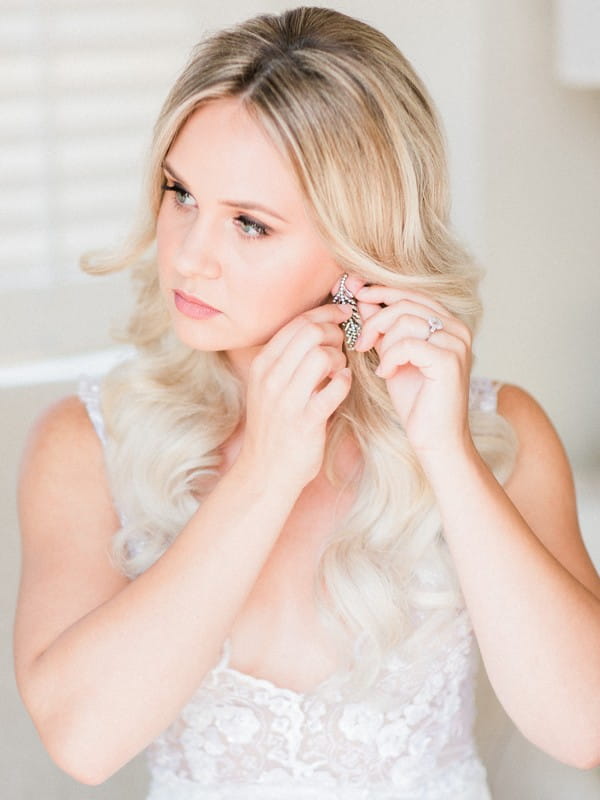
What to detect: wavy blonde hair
<box><xmin>83</xmin><ymin>6</ymin><xmax>517</xmax><ymax>695</ymax></box>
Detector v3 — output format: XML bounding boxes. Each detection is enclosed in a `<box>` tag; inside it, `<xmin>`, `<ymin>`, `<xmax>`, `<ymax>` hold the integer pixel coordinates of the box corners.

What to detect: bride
<box><xmin>14</xmin><ymin>6</ymin><xmax>600</xmax><ymax>798</ymax></box>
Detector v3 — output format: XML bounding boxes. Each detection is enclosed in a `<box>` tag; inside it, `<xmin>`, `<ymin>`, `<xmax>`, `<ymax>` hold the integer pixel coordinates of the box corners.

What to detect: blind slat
<box><xmin>0</xmin><ymin>1</ymin><xmax>203</xmax><ymax>290</ymax></box>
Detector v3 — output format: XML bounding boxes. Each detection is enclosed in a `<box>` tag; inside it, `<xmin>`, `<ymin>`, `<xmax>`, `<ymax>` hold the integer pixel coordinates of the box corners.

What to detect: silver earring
<box><xmin>331</xmin><ymin>272</ymin><xmax>362</xmax><ymax>350</ymax></box>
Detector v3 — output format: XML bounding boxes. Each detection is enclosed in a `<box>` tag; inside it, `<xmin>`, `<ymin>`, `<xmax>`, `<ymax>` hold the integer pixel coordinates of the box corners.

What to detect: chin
<box><xmin>169</xmin><ymin>324</ymin><xmax>248</xmax><ymax>354</ymax></box>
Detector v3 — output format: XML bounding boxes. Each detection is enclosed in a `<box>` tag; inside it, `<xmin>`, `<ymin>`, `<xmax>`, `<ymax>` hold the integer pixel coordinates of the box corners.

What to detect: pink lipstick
<box><xmin>173</xmin><ymin>290</ymin><xmax>222</xmax><ymax>320</ymax></box>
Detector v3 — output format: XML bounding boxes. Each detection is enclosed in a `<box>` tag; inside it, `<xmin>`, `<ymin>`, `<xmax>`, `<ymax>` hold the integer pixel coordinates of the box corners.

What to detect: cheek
<box><xmin>156</xmin><ymin>203</ymin><xmax>171</xmax><ymax>242</ymax></box>
<box><xmin>155</xmin><ymin>210</ymin><xmax>176</xmax><ymax>277</ymax></box>
<box><xmin>246</xmin><ymin>270</ymin><xmax>327</xmax><ymax>327</ymax></box>
<box><xmin>226</xmin><ymin>273</ymin><xmax>302</xmax><ymax>339</ymax></box>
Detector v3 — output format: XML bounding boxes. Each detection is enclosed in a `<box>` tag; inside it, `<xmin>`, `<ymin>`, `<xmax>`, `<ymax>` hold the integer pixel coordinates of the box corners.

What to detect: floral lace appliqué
<box><xmin>145</xmin><ymin>612</ymin><xmax>490</xmax><ymax>799</ymax></box>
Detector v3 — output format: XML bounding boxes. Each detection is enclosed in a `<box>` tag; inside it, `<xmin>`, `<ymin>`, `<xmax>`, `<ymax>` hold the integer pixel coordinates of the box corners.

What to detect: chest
<box><xmin>218</xmin><ymin>434</ymin><xmax>361</xmax><ymax>692</ymax></box>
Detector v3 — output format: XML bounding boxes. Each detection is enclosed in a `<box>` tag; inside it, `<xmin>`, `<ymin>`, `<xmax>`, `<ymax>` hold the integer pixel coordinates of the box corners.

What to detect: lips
<box><xmin>174</xmin><ymin>289</ymin><xmax>220</xmax><ymax>312</ymax></box>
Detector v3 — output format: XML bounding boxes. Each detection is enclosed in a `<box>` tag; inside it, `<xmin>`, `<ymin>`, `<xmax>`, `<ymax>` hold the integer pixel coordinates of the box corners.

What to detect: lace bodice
<box><xmin>77</xmin><ymin>373</ymin><xmax>500</xmax><ymax>799</ymax></box>
<box><xmin>143</xmin><ymin>611</ymin><xmax>489</xmax><ymax>800</ymax></box>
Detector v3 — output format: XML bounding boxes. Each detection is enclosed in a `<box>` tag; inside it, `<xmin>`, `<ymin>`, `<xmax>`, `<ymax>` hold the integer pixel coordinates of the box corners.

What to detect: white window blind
<box><xmin>0</xmin><ymin>0</ymin><xmax>208</xmax><ymax>292</ymax></box>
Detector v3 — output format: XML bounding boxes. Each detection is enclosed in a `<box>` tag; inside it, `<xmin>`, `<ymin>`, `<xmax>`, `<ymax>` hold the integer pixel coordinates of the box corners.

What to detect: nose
<box><xmin>174</xmin><ymin>217</ymin><xmax>222</xmax><ymax>280</ymax></box>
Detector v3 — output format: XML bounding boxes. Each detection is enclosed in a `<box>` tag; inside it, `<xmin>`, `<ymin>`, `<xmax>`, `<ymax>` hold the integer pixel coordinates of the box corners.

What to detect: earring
<box><xmin>331</xmin><ymin>272</ymin><xmax>362</xmax><ymax>350</ymax></box>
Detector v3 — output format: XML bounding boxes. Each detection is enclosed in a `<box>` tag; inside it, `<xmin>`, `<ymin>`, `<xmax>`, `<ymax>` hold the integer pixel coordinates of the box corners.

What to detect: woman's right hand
<box><xmin>237</xmin><ymin>302</ymin><xmax>354</xmax><ymax>491</ymax></box>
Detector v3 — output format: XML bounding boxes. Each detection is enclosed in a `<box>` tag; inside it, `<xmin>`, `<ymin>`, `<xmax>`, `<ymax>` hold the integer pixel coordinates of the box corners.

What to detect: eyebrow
<box><xmin>162</xmin><ymin>160</ymin><xmax>290</xmax><ymax>224</ymax></box>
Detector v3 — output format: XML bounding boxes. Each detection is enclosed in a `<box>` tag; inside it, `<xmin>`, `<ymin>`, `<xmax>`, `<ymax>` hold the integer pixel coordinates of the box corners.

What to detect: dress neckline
<box><xmin>211</xmin><ymin>634</ymin><xmax>366</xmax><ymax>698</ymax></box>
<box><xmin>207</xmin><ymin>611</ymin><xmax>474</xmax><ymax>700</ymax></box>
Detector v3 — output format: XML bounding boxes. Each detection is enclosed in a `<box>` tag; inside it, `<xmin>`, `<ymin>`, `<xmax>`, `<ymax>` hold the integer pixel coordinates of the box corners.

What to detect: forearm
<box><xmin>26</xmin><ymin>458</ymin><xmax>301</xmax><ymax>783</ymax></box>
<box><xmin>424</xmin><ymin>444</ymin><xmax>600</xmax><ymax>766</ymax></box>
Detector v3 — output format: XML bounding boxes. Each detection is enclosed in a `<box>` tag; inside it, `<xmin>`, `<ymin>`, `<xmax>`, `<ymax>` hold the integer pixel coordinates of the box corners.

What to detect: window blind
<box><xmin>0</xmin><ymin>0</ymin><xmax>208</xmax><ymax>292</ymax></box>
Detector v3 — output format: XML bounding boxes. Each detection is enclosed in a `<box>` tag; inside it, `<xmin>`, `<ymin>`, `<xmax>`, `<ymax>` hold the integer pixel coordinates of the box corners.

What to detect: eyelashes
<box><xmin>161</xmin><ymin>181</ymin><xmax>194</xmax><ymax>209</ymax></box>
<box><xmin>234</xmin><ymin>215</ymin><xmax>270</xmax><ymax>240</ymax></box>
<box><xmin>160</xmin><ymin>181</ymin><xmax>270</xmax><ymax>240</ymax></box>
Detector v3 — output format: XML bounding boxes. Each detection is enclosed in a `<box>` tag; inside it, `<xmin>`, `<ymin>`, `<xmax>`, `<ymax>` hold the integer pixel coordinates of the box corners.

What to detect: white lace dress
<box><xmin>78</xmin><ymin>374</ymin><xmax>500</xmax><ymax>800</ymax></box>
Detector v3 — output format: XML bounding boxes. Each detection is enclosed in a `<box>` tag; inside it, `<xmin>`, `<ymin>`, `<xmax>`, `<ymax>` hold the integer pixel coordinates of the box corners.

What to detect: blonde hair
<box><xmin>84</xmin><ymin>6</ymin><xmax>517</xmax><ymax>695</ymax></box>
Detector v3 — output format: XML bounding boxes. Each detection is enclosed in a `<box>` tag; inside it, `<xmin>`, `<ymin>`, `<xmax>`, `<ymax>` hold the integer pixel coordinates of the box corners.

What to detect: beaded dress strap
<box><xmin>77</xmin><ymin>374</ymin><xmax>129</xmax><ymax>532</ymax></box>
<box><xmin>77</xmin><ymin>374</ymin><xmax>107</xmax><ymax>446</ymax></box>
<box><xmin>469</xmin><ymin>375</ymin><xmax>502</xmax><ymax>413</ymax></box>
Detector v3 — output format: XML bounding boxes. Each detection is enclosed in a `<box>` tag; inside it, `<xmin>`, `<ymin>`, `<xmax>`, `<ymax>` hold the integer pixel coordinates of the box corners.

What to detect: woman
<box><xmin>14</xmin><ymin>6</ymin><xmax>600</xmax><ymax>799</ymax></box>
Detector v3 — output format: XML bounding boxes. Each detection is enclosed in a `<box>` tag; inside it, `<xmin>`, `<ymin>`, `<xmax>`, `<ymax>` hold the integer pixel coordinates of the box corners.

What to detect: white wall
<box><xmin>476</xmin><ymin>0</ymin><xmax>600</xmax><ymax>471</ymax></box>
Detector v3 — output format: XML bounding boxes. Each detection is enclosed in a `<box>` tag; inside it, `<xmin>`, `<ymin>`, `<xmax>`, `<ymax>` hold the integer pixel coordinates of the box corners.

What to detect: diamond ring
<box><xmin>426</xmin><ymin>316</ymin><xmax>443</xmax><ymax>341</ymax></box>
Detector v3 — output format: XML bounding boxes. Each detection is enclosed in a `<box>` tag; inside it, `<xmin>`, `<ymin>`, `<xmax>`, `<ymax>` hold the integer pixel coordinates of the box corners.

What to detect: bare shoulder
<box><xmin>496</xmin><ymin>383</ymin><xmax>600</xmax><ymax>596</ymax></box>
<box><xmin>496</xmin><ymin>383</ymin><xmax>574</xmax><ymax>492</ymax></box>
<box><xmin>496</xmin><ymin>381</ymin><xmax>572</xmax><ymax>501</ymax></box>
<box><xmin>18</xmin><ymin>390</ymin><xmax>123</xmax><ymax>547</ymax></box>
<box><xmin>496</xmin><ymin>382</ymin><xmax>555</xmax><ymax>432</ymax></box>
<box><xmin>24</xmin><ymin>394</ymin><xmax>100</xmax><ymax>462</ymax></box>
<box><xmin>15</xmin><ymin>393</ymin><xmax>128</xmax><ymax>678</ymax></box>
<box><xmin>18</xmin><ymin>392</ymin><xmax>114</xmax><ymax>522</ymax></box>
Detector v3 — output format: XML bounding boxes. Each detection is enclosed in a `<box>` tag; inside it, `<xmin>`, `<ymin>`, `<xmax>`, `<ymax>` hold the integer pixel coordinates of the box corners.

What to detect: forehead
<box><xmin>167</xmin><ymin>98</ymin><xmax>301</xmax><ymax>204</ymax></box>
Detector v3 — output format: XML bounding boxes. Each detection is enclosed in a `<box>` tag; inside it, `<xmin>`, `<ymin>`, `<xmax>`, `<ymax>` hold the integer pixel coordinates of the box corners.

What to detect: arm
<box><xmin>352</xmin><ymin>282</ymin><xmax>600</xmax><ymax>768</ymax></box>
<box><xmin>14</xmin><ymin>301</ymin><xmax>351</xmax><ymax>786</ymax></box>
<box><xmin>424</xmin><ymin>384</ymin><xmax>600</xmax><ymax>768</ymax></box>
<box><xmin>14</xmin><ymin>396</ymin><xmax>301</xmax><ymax>785</ymax></box>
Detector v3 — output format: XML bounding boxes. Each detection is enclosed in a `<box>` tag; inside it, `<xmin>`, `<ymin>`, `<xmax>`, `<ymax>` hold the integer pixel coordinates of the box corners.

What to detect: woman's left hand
<box><xmin>351</xmin><ymin>282</ymin><xmax>475</xmax><ymax>461</ymax></box>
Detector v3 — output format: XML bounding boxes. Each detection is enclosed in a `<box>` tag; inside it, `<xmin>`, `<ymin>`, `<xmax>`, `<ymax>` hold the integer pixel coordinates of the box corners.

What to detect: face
<box><xmin>156</xmin><ymin>97</ymin><xmax>342</xmax><ymax>374</ymax></box>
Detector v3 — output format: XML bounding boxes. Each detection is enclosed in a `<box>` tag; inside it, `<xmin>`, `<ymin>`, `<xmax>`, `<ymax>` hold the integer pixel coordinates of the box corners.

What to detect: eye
<box><xmin>161</xmin><ymin>179</ymin><xmax>271</xmax><ymax>239</ymax></box>
<box><xmin>234</xmin><ymin>214</ymin><xmax>270</xmax><ymax>240</ymax></box>
<box><xmin>161</xmin><ymin>181</ymin><xmax>195</xmax><ymax>210</ymax></box>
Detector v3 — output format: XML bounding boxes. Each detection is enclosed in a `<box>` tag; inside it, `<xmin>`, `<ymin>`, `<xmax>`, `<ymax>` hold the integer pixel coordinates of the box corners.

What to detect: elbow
<box><xmin>50</xmin><ymin>751</ymin><xmax>111</xmax><ymax>787</ymax></box>
<box><xmin>22</xmin><ymin>694</ymin><xmax>119</xmax><ymax>785</ymax></box>
<box><xmin>565</xmin><ymin>740</ymin><xmax>600</xmax><ymax>771</ymax></box>
<box><xmin>60</xmin><ymin>762</ymin><xmax>114</xmax><ymax>787</ymax></box>
<box><xmin>523</xmin><ymin>723</ymin><xmax>600</xmax><ymax>771</ymax></box>
<box><xmin>17</xmin><ymin>664</ymin><xmax>124</xmax><ymax>785</ymax></box>
<box><xmin>34</xmin><ymin>713</ymin><xmax>118</xmax><ymax>786</ymax></box>
<box><xmin>42</xmin><ymin>715</ymin><xmax>130</xmax><ymax>786</ymax></box>
<box><xmin>501</xmin><ymin>683</ymin><xmax>600</xmax><ymax>770</ymax></box>
<box><xmin>558</xmin><ymin>708</ymin><xmax>600</xmax><ymax>769</ymax></box>
<box><xmin>15</xmin><ymin>667</ymin><xmax>124</xmax><ymax>786</ymax></box>
<box><xmin>17</xmin><ymin>683</ymin><xmax>105</xmax><ymax>784</ymax></box>
<box><xmin>578</xmin><ymin>755</ymin><xmax>600</xmax><ymax>771</ymax></box>
<box><xmin>559</xmin><ymin>748</ymin><xmax>600</xmax><ymax>771</ymax></box>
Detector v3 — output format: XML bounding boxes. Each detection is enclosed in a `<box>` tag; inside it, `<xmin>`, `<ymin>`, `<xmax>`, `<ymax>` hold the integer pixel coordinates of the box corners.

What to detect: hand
<box><xmin>351</xmin><ymin>281</ymin><xmax>474</xmax><ymax>460</ymax></box>
<box><xmin>238</xmin><ymin>302</ymin><xmax>353</xmax><ymax>490</ymax></box>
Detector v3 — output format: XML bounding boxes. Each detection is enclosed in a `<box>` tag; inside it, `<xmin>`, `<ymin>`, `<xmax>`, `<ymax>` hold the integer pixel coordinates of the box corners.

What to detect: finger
<box><xmin>355</xmin><ymin>299</ymin><xmax>382</xmax><ymax>322</ymax></box>
<box><xmin>258</xmin><ymin>303</ymin><xmax>351</xmax><ymax>366</ymax></box>
<box><xmin>289</xmin><ymin>345</ymin><xmax>347</xmax><ymax>401</ymax></box>
<box><xmin>355</xmin><ymin>285</ymin><xmax>450</xmax><ymax>317</ymax></box>
<box><xmin>355</xmin><ymin>300</ymin><xmax>458</xmax><ymax>352</ymax></box>
<box><xmin>375</xmin><ymin>335</ymin><xmax>465</xmax><ymax>380</ymax></box>
<box><xmin>307</xmin><ymin>366</ymin><xmax>352</xmax><ymax>420</ymax></box>
<box><xmin>266</xmin><ymin>322</ymin><xmax>346</xmax><ymax>389</ymax></box>
<box><xmin>375</xmin><ymin>314</ymin><xmax>435</xmax><ymax>357</ymax></box>
<box><xmin>379</xmin><ymin>324</ymin><xmax>468</xmax><ymax>362</ymax></box>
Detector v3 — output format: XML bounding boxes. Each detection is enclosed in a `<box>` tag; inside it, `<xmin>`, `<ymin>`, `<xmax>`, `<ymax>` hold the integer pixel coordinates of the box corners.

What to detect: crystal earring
<box><xmin>331</xmin><ymin>272</ymin><xmax>362</xmax><ymax>350</ymax></box>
